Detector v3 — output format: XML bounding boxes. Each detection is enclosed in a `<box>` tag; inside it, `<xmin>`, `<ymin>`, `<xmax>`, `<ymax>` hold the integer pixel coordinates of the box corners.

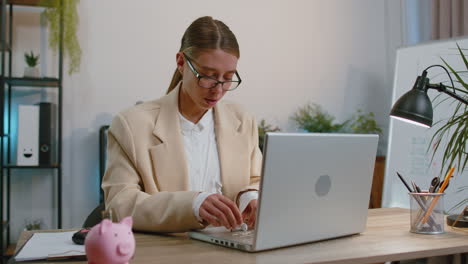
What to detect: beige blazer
<box><xmin>102</xmin><ymin>86</ymin><xmax>262</xmax><ymax>232</ymax></box>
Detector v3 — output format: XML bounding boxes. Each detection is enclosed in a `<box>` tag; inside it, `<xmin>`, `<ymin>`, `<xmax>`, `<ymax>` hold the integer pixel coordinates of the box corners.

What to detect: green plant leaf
<box><xmin>258</xmin><ymin>119</ymin><xmax>281</xmax><ymax>151</ymax></box>
<box><xmin>24</xmin><ymin>51</ymin><xmax>40</xmax><ymax>67</ymax></box>
<box><xmin>40</xmin><ymin>0</ymin><xmax>81</xmax><ymax>75</ymax></box>
<box><xmin>447</xmin><ymin>197</ymin><xmax>468</xmax><ymax>213</ymax></box>
<box><xmin>456</xmin><ymin>43</ymin><xmax>468</xmax><ymax>71</ymax></box>
<box><xmin>291</xmin><ymin>103</ymin><xmax>344</xmax><ymax>133</ymax></box>
<box><xmin>442</xmin><ymin>58</ymin><xmax>466</xmax><ymax>87</ymax></box>
<box><xmin>431</xmin><ymin>45</ymin><xmax>468</xmax><ymax>175</ymax></box>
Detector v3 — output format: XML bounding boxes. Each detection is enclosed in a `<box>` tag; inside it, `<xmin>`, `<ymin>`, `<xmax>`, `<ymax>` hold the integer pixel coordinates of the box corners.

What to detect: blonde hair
<box><xmin>167</xmin><ymin>16</ymin><xmax>240</xmax><ymax>94</ymax></box>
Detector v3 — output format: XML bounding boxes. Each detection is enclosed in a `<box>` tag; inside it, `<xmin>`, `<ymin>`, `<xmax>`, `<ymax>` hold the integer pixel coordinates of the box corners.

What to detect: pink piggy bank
<box><xmin>85</xmin><ymin>216</ymin><xmax>135</xmax><ymax>264</ymax></box>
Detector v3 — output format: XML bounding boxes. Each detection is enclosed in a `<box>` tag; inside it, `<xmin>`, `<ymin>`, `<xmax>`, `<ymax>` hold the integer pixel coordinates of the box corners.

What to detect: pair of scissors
<box><xmin>428</xmin><ymin>177</ymin><xmax>450</xmax><ymax>193</ymax></box>
<box><xmin>428</xmin><ymin>177</ymin><xmax>440</xmax><ymax>193</ymax></box>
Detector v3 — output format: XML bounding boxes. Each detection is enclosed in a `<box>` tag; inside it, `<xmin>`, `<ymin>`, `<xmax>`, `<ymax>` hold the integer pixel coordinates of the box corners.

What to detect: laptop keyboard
<box><xmin>197</xmin><ymin>227</ymin><xmax>255</xmax><ymax>246</ymax></box>
<box><xmin>229</xmin><ymin>230</ymin><xmax>254</xmax><ymax>244</ymax></box>
<box><xmin>231</xmin><ymin>230</ymin><xmax>254</xmax><ymax>238</ymax></box>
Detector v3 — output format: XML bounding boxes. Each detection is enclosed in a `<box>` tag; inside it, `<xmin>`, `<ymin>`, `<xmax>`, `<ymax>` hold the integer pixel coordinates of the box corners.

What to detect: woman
<box><xmin>102</xmin><ymin>16</ymin><xmax>262</xmax><ymax>233</ymax></box>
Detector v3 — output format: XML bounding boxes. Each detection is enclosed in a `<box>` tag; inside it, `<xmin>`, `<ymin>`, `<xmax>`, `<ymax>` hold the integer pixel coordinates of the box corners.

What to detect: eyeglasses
<box><xmin>183</xmin><ymin>53</ymin><xmax>242</xmax><ymax>91</ymax></box>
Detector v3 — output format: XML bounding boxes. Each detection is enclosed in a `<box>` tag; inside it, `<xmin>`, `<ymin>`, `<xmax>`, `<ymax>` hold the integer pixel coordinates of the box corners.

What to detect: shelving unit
<box><xmin>4</xmin><ymin>164</ymin><xmax>60</xmax><ymax>169</ymax></box>
<box><xmin>0</xmin><ymin>0</ymin><xmax>63</xmax><ymax>259</ymax></box>
<box><xmin>5</xmin><ymin>77</ymin><xmax>60</xmax><ymax>87</ymax></box>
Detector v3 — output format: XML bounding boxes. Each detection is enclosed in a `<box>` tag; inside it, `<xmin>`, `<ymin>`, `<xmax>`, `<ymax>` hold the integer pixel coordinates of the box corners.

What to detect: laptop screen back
<box><xmin>253</xmin><ymin>133</ymin><xmax>378</xmax><ymax>251</ymax></box>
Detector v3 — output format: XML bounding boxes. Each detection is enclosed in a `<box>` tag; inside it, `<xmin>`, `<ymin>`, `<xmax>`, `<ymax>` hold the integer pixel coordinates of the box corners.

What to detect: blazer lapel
<box><xmin>148</xmin><ymin>87</ymin><xmax>247</xmax><ymax>196</ymax></box>
<box><xmin>214</xmin><ymin>103</ymin><xmax>246</xmax><ymax>199</ymax></box>
<box><xmin>149</xmin><ymin>87</ymin><xmax>189</xmax><ymax>191</ymax></box>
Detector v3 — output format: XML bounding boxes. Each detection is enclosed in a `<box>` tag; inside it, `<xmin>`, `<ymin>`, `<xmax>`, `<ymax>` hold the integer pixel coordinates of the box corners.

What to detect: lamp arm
<box><xmin>443</xmin><ymin>89</ymin><xmax>468</xmax><ymax>105</ymax></box>
<box><xmin>427</xmin><ymin>83</ymin><xmax>468</xmax><ymax>105</ymax></box>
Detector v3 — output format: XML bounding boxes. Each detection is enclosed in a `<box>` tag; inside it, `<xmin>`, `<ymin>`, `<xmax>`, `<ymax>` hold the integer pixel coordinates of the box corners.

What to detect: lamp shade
<box><xmin>390</xmin><ymin>76</ymin><xmax>433</xmax><ymax>127</ymax></box>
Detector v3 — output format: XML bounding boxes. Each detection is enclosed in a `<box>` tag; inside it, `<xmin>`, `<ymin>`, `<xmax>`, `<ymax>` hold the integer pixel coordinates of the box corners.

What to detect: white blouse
<box><xmin>178</xmin><ymin>109</ymin><xmax>258</xmax><ymax>223</ymax></box>
<box><xmin>180</xmin><ymin>109</ymin><xmax>222</xmax><ymax>194</ymax></box>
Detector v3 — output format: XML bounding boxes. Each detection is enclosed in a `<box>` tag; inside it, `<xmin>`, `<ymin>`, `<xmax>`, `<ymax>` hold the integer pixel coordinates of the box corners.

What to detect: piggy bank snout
<box><xmin>117</xmin><ymin>242</ymin><xmax>134</xmax><ymax>256</ymax></box>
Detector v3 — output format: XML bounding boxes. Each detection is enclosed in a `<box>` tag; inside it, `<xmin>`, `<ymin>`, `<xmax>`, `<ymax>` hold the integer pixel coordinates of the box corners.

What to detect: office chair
<box><xmin>82</xmin><ymin>125</ymin><xmax>109</xmax><ymax>228</ymax></box>
<box><xmin>83</xmin><ymin>102</ymin><xmax>144</xmax><ymax>227</ymax></box>
<box><xmin>82</xmin><ymin>203</ymin><xmax>106</xmax><ymax>228</ymax></box>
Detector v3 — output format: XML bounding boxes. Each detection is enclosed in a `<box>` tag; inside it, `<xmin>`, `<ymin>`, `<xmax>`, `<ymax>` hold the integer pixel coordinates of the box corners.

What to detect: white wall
<box><xmin>7</xmin><ymin>0</ymin><xmax>404</xmax><ymax>240</ymax></box>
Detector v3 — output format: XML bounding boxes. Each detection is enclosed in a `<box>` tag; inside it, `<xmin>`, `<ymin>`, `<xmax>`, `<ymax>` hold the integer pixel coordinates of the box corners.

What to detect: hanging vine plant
<box><xmin>40</xmin><ymin>0</ymin><xmax>81</xmax><ymax>75</ymax></box>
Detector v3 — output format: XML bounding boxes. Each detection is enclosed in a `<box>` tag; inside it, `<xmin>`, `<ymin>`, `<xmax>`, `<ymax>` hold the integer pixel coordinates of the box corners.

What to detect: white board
<box><xmin>383</xmin><ymin>37</ymin><xmax>468</xmax><ymax>212</ymax></box>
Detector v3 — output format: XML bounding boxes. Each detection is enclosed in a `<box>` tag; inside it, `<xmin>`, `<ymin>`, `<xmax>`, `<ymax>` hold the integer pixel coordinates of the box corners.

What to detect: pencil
<box><xmin>421</xmin><ymin>167</ymin><xmax>455</xmax><ymax>224</ymax></box>
<box><xmin>438</xmin><ymin>167</ymin><xmax>455</xmax><ymax>193</ymax></box>
<box><xmin>397</xmin><ymin>172</ymin><xmax>437</xmax><ymax>227</ymax></box>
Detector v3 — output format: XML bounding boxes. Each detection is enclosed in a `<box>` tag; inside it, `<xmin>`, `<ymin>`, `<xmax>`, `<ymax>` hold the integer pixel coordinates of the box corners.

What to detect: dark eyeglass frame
<box><xmin>183</xmin><ymin>53</ymin><xmax>242</xmax><ymax>91</ymax></box>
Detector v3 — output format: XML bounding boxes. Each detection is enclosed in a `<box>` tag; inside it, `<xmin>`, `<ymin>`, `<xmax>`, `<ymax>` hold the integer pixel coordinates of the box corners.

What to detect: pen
<box><xmin>397</xmin><ymin>172</ymin><xmax>414</xmax><ymax>192</ymax></box>
<box><xmin>411</xmin><ymin>180</ymin><xmax>422</xmax><ymax>193</ymax></box>
<box><xmin>410</xmin><ymin>180</ymin><xmax>434</xmax><ymax>226</ymax></box>
<box><xmin>411</xmin><ymin>180</ymin><xmax>428</xmax><ymax>203</ymax></box>
<box><xmin>396</xmin><ymin>172</ymin><xmax>437</xmax><ymax>227</ymax></box>
<box><xmin>421</xmin><ymin>167</ymin><xmax>455</xmax><ymax>224</ymax></box>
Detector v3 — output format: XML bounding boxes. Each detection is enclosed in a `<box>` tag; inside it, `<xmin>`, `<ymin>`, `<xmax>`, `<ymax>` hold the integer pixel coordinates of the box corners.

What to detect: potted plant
<box><xmin>347</xmin><ymin>109</ymin><xmax>383</xmax><ymax>135</ymax></box>
<box><xmin>290</xmin><ymin>103</ymin><xmax>382</xmax><ymax>135</ymax></box>
<box><xmin>40</xmin><ymin>0</ymin><xmax>81</xmax><ymax>74</ymax></box>
<box><xmin>24</xmin><ymin>218</ymin><xmax>44</xmax><ymax>231</ymax></box>
<box><xmin>290</xmin><ymin>103</ymin><xmax>348</xmax><ymax>133</ymax></box>
<box><xmin>24</xmin><ymin>51</ymin><xmax>40</xmax><ymax>78</ymax></box>
<box><xmin>258</xmin><ymin>119</ymin><xmax>281</xmax><ymax>151</ymax></box>
<box><xmin>430</xmin><ymin>44</ymin><xmax>467</xmax><ymax>213</ymax></box>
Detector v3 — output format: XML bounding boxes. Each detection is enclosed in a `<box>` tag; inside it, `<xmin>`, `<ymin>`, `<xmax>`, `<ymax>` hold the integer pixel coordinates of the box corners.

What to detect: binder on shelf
<box><xmin>17</xmin><ymin>105</ymin><xmax>39</xmax><ymax>166</ymax></box>
<box><xmin>16</xmin><ymin>103</ymin><xmax>56</xmax><ymax>166</ymax></box>
<box><xmin>38</xmin><ymin>102</ymin><xmax>55</xmax><ymax>165</ymax></box>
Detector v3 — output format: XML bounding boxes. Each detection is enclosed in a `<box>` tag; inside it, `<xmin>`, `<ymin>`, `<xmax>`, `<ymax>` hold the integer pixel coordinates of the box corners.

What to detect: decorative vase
<box><xmin>24</xmin><ymin>67</ymin><xmax>40</xmax><ymax>78</ymax></box>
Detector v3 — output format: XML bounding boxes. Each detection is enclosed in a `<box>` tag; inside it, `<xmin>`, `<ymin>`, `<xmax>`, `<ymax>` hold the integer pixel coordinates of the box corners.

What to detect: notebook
<box><xmin>15</xmin><ymin>231</ymin><xmax>86</xmax><ymax>262</ymax></box>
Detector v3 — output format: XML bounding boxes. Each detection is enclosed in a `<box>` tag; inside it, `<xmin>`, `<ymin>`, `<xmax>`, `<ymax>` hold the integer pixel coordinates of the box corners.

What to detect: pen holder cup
<box><xmin>409</xmin><ymin>192</ymin><xmax>445</xmax><ymax>234</ymax></box>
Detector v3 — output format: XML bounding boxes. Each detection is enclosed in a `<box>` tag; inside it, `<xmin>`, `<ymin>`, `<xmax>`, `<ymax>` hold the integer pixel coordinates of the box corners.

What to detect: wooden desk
<box><xmin>11</xmin><ymin>208</ymin><xmax>468</xmax><ymax>264</ymax></box>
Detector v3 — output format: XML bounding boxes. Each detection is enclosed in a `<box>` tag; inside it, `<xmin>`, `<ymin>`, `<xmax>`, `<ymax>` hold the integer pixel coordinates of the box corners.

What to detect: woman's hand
<box><xmin>199</xmin><ymin>194</ymin><xmax>243</xmax><ymax>229</ymax></box>
<box><xmin>242</xmin><ymin>199</ymin><xmax>258</xmax><ymax>229</ymax></box>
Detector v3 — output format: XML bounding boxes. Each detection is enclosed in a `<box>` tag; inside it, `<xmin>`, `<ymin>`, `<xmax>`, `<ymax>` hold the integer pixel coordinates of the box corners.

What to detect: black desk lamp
<box><xmin>390</xmin><ymin>65</ymin><xmax>468</xmax><ymax>127</ymax></box>
<box><xmin>390</xmin><ymin>64</ymin><xmax>468</xmax><ymax>228</ymax></box>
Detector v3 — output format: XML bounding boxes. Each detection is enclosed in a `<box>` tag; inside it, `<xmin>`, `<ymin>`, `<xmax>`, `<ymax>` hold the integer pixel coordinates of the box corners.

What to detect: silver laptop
<box><xmin>189</xmin><ymin>132</ymin><xmax>378</xmax><ymax>252</ymax></box>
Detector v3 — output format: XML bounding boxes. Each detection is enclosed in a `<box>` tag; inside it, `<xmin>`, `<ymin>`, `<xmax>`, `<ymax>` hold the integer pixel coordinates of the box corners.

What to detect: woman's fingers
<box><xmin>243</xmin><ymin>200</ymin><xmax>258</xmax><ymax>229</ymax></box>
<box><xmin>207</xmin><ymin>204</ymin><xmax>231</xmax><ymax>228</ymax></box>
<box><xmin>206</xmin><ymin>195</ymin><xmax>234</xmax><ymax>228</ymax></box>
<box><xmin>203</xmin><ymin>203</ymin><xmax>230</xmax><ymax>228</ymax></box>
<box><xmin>248</xmin><ymin>206</ymin><xmax>257</xmax><ymax>228</ymax></box>
<box><xmin>242</xmin><ymin>207</ymin><xmax>250</xmax><ymax>221</ymax></box>
<box><xmin>201</xmin><ymin>197</ymin><xmax>257</xmax><ymax>230</ymax></box>
<box><xmin>199</xmin><ymin>207</ymin><xmax>222</xmax><ymax>226</ymax></box>
<box><xmin>200</xmin><ymin>194</ymin><xmax>242</xmax><ymax>229</ymax></box>
<box><xmin>218</xmin><ymin>195</ymin><xmax>243</xmax><ymax>225</ymax></box>
<box><xmin>212</xmin><ymin>199</ymin><xmax>238</xmax><ymax>229</ymax></box>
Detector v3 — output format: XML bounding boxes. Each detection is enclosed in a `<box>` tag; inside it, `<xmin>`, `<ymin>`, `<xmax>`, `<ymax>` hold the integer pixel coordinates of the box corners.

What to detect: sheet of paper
<box><xmin>15</xmin><ymin>231</ymin><xmax>85</xmax><ymax>262</ymax></box>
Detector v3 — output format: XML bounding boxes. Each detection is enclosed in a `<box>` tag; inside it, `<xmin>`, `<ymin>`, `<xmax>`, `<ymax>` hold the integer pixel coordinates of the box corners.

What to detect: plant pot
<box><xmin>24</xmin><ymin>66</ymin><xmax>40</xmax><ymax>78</ymax></box>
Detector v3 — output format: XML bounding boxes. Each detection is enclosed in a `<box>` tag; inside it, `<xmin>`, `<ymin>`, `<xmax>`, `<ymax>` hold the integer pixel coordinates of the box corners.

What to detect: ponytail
<box><xmin>166</xmin><ymin>69</ymin><xmax>182</xmax><ymax>94</ymax></box>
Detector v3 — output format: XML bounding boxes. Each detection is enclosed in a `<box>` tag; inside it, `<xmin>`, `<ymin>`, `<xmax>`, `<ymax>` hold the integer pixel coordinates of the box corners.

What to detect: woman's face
<box><xmin>177</xmin><ymin>49</ymin><xmax>238</xmax><ymax>112</ymax></box>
